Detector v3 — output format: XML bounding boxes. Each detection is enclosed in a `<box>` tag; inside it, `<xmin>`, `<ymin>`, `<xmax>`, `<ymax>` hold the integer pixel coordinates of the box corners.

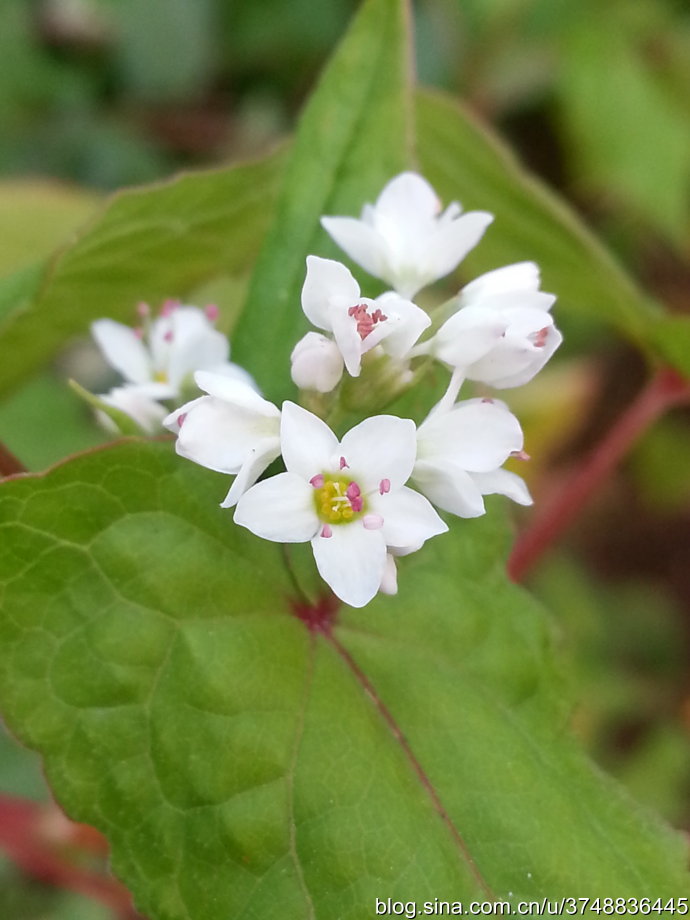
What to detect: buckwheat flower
<box><xmin>413</xmin><ymin>397</ymin><xmax>532</xmax><ymax>518</ymax></box>
<box><xmin>234</xmin><ymin>402</ymin><xmax>447</xmax><ymax>608</ymax></box>
<box><xmin>290</xmin><ymin>331</ymin><xmax>344</xmax><ymax>393</ymax></box>
<box><xmin>301</xmin><ymin>256</ymin><xmax>430</xmax><ymax>377</ymax></box>
<box><xmin>97</xmin><ymin>386</ymin><xmax>168</xmax><ymax>434</ymax></box>
<box><xmin>431</xmin><ymin>262</ymin><xmax>562</xmax><ymax>389</ymax></box>
<box><xmin>321</xmin><ymin>172</ymin><xmax>493</xmax><ymax>299</ymax></box>
<box><xmin>163</xmin><ymin>371</ymin><xmax>281</xmax><ymax>509</ymax></box>
<box><xmin>92</xmin><ymin>301</ymin><xmax>248</xmax><ymax>401</ymax></box>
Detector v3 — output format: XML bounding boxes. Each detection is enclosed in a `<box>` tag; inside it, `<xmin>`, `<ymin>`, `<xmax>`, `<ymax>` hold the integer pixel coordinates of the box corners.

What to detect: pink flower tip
<box><xmin>379</xmin><ymin>478</ymin><xmax>391</xmax><ymax>495</ymax></box>
<box><xmin>339</xmin><ymin>456</ymin><xmax>349</xmax><ymax>469</ymax></box>
<box><xmin>321</xmin><ymin>524</ymin><xmax>333</xmax><ymax>538</ymax></box>
<box><xmin>310</xmin><ymin>474</ymin><xmax>325</xmax><ymax>489</ymax></box>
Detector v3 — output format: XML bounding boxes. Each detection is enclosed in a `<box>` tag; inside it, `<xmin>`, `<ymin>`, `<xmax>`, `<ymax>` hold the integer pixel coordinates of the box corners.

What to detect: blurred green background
<box><xmin>0</xmin><ymin>1</ymin><xmax>688</xmax><ymax>917</ymax></box>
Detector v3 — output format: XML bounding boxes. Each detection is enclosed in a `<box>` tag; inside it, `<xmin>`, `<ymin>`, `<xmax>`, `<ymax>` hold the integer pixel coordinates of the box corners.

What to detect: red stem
<box><xmin>0</xmin><ymin>442</ymin><xmax>27</xmax><ymax>478</ymax></box>
<box><xmin>0</xmin><ymin>795</ymin><xmax>141</xmax><ymax>919</ymax></box>
<box><xmin>508</xmin><ymin>367</ymin><xmax>690</xmax><ymax>582</ymax></box>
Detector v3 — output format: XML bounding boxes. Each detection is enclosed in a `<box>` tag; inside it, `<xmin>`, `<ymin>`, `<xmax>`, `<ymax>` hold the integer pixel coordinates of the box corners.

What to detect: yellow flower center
<box><xmin>312</xmin><ymin>474</ymin><xmax>365</xmax><ymax>525</ymax></box>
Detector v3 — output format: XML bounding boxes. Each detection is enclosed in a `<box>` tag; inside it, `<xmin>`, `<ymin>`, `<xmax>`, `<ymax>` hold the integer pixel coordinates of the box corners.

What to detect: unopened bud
<box><xmin>290</xmin><ymin>332</ymin><xmax>344</xmax><ymax>393</ymax></box>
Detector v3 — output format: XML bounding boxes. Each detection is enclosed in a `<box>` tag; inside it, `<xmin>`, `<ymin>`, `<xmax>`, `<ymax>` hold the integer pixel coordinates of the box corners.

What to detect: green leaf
<box><xmin>557</xmin><ymin>19</ymin><xmax>690</xmax><ymax>246</ymax></box>
<box><xmin>0</xmin><ymin>441</ymin><xmax>687</xmax><ymax>920</ymax></box>
<box><xmin>0</xmin><ymin>149</ymin><xmax>287</xmax><ymax>399</ymax></box>
<box><xmin>415</xmin><ymin>88</ymin><xmax>659</xmax><ymax>344</ymax></box>
<box><xmin>232</xmin><ymin>0</ymin><xmax>413</xmax><ymax>401</ymax></box>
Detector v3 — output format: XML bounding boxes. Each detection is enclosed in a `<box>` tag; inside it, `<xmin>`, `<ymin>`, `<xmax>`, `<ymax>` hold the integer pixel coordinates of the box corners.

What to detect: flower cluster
<box><xmin>89</xmin><ymin>173</ymin><xmax>561</xmax><ymax>608</ymax></box>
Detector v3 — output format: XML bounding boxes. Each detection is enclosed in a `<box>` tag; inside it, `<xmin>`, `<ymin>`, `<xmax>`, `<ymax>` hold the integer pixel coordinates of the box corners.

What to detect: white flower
<box><xmin>290</xmin><ymin>332</ymin><xmax>344</xmax><ymax>393</ymax></box>
<box><xmin>413</xmin><ymin>397</ymin><xmax>532</xmax><ymax>518</ymax></box>
<box><xmin>163</xmin><ymin>371</ymin><xmax>281</xmax><ymax>509</ymax></box>
<box><xmin>92</xmin><ymin>302</ymin><xmax>250</xmax><ymax>401</ymax></box>
<box><xmin>431</xmin><ymin>262</ymin><xmax>562</xmax><ymax>389</ymax></box>
<box><xmin>97</xmin><ymin>386</ymin><xmax>168</xmax><ymax>434</ymax></box>
<box><xmin>234</xmin><ymin>402</ymin><xmax>447</xmax><ymax>608</ymax></box>
<box><xmin>321</xmin><ymin>172</ymin><xmax>493</xmax><ymax>298</ymax></box>
<box><xmin>301</xmin><ymin>256</ymin><xmax>430</xmax><ymax>377</ymax></box>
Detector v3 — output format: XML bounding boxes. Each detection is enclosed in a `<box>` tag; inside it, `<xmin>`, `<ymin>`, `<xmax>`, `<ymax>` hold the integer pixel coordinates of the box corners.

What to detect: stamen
<box><xmin>379</xmin><ymin>478</ymin><xmax>391</xmax><ymax>495</ymax></box>
<box><xmin>532</xmin><ymin>327</ymin><xmax>549</xmax><ymax>348</ymax></box>
<box><xmin>510</xmin><ymin>450</ymin><xmax>531</xmax><ymax>461</ymax></box>
<box><xmin>321</xmin><ymin>524</ymin><xmax>333</xmax><ymax>538</ymax></box>
<box><xmin>339</xmin><ymin>456</ymin><xmax>349</xmax><ymax>469</ymax></box>
<box><xmin>160</xmin><ymin>298</ymin><xmax>180</xmax><ymax>317</ymax></box>
<box><xmin>163</xmin><ymin>330</ymin><xmax>174</xmax><ymax>343</ymax></box>
<box><xmin>346</xmin><ymin>482</ymin><xmax>362</xmax><ymax>513</ymax></box>
<box><xmin>204</xmin><ymin>303</ymin><xmax>219</xmax><ymax>322</ymax></box>
<box><xmin>347</xmin><ymin>303</ymin><xmax>388</xmax><ymax>340</ymax></box>
<box><xmin>363</xmin><ymin>514</ymin><xmax>384</xmax><ymax>530</ymax></box>
<box><xmin>481</xmin><ymin>397</ymin><xmax>494</xmax><ymax>404</ymax></box>
<box><xmin>310</xmin><ymin>474</ymin><xmax>325</xmax><ymax>488</ymax></box>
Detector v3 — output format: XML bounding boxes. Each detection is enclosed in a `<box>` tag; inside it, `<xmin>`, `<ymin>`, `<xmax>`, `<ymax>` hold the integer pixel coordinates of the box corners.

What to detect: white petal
<box><xmin>220</xmin><ymin>438</ymin><xmax>282</xmax><ymax>508</ymax></box>
<box><xmin>99</xmin><ymin>386</ymin><xmax>166</xmax><ymax>433</ymax></box>
<box><xmin>471</xmin><ymin>469</ymin><xmax>533</xmax><ymax>506</ymax></box>
<box><xmin>319</xmin><ymin>217</ymin><xmax>389</xmax><ymax>282</ymax></box>
<box><xmin>163</xmin><ymin>396</ymin><xmax>204</xmax><ymax>433</ymax></box>
<box><xmin>290</xmin><ymin>332</ymin><xmax>344</xmax><ymax>393</ymax></box>
<box><xmin>311</xmin><ymin>523</ymin><xmax>386</xmax><ymax>608</ymax></box>
<box><xmin>432</xmin><ymin>306</ymin><xmax>506</xmax><ymax>368</ymax></box>
<box><xmin>369</xmin><ymin>486</ymin><xmax>447</xmax><ymax>549</ymax></box>
<box><xmin>413</xmin><ymin>459</ymin><xmax>486</xmax><ymax>518</ymax></box>
<box><xmin>487</xmin><ymin>327</ymin><xmax>563</xmax><ymax>389</ymax></box>
<box><xmin>423</xmin><ymin>210</ymin><xmax>494</xmax><ymax>284</ymax></box>
<box><xmin>172</xmin><ymin>396</ymin><xmax>280</xmax><ymax>474</ymax></box>
<box><xmin>374</xmin><ymin>172</ymin><xmax>441</xmax><ymax>225</ymax></box>
<box><xmin>379</xmin><ymin>554</ymin><xmax>398</xmax><ymax>595</ymax></box>
<box><xmin>301</xmin><ymin>256</ymin><xmax>360</xmax><ymax>331</ymax></box>
<box><xmin>194</xmin><ymin>371</ymin><xmax>279</xmax><ymax>418</ymax></box>
<box><xmin>460</xmin><ymin>262</ymin><xmax>541</xmax><ymax>303</ymax></box>
<box><xmin>234</xmin><ymin>473</ymin><xmax>318</xmax><ymax>542</ymax></box>
<box><xmin>339</xmin><ymin>415</ymin><xmax>417</xmax><ymax>492</ymax></box>
<box><xmin>91</xmin><ymin>319</ymin><xmax>152</xmax><ymax>385</ymax></box>
<box><xmin>203</xmin><ymin>361</ymin><xmax>260</xmax><ymax>392</ymax></box>
<box><xmin>418</xmin><ymin>399</ymin><xmax>523</xmax><ymax>472</ymax></box>
<box><xmin>330</xmin><ymin>302</ymin><xmax>365</xmax><ymax>377</ymax></box>
<box><xmin>280</xmin><ymin>401</ymin><xmax>339</xmax><ymax>479</ymax></box>
<box><xmin>374</xmin><ymin>292</ymin><xmax>431</xmax><ymax>359</ymax></box>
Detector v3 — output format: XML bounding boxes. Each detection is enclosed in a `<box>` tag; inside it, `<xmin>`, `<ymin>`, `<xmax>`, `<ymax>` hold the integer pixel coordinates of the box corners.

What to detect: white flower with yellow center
<box><xmin>301</xmin><ymin>256</ymin><xmax>430</xmax><ymax>378</ymax></box>
<box><xmin>163</xmin><ymin>371</ymin><xmax>281</xmax><ymax>508</ymax></box>
<box><xmin>234</xmin><ymin>402</ymin><xmax>447</xmax><ymax>608</ymax></box>
<box><xmin>321</xmin><ymin>172</ymin><xmax>493</xmax><ymax>299</ymax></box>
<box><xmin>92</xmin><ymin>301</ymin><xmax>250</xmax><ymax>401</ymax></box>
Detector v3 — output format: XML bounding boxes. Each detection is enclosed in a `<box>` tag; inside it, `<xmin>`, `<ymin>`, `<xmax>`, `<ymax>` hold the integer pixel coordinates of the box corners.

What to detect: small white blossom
<box><xmin>290</xmin><ymin>332</ymin><xmax>344</xmax><ymax>393</ymax></box>
<box><xmin>431</xmin><ymin>262</ymin><xmax>562</xmax><ymax>389</ymax></box>
<box><xmin>413</xmin><ymin>397</ymin><xmax>532</xmax><ymax>518</ymax></box>
<box><xmin>234</xmin><ymin>402</ymin><xmax>447</xmax><ymax>608</ymax></box>
<box><xmin>163</xmin><ymin>371</ymin><xmax>281</xmax><ymax>509</ymax></box>
<box><xmin>321</xmin><ymin>172</ymin><xmax>493</xmax><ymax>298</ymax></box>
<box><xmin>98</xmin><ymin>386</ymin><xmax>168</xmax><ymax>433</ymax></box>
<box><xmin>301</xmin><ymin>256</ymin><xmax>430</xmax><ymax>377</ymax></box>
<box><xmin>92</xmin><ymin>302</ymin><xmax>250</xmax><ymax>401</ymax></box>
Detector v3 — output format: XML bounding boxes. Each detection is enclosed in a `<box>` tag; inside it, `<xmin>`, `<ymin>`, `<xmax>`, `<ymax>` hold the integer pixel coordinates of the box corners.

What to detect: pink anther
<box><xmin>163</xmin><ymin>329</ymin><xmax>174</xmax><ymax>342</ymax></box>
<box><xmin>481</xmin><ymin>397</ymin><xmax>494</xmax><ymax>404</ymax></box>
<box><xmin>309</xmin><ymin>474</ymin><xmax>325</xmax><ymax>488</ymax></box>
<box><xmin>321</xmin><ymin>524</ymin><xmax>333</xmax><ymax>538</ymax></box>
<box><xmin>136</xmin><ymin>301</ymin><xmax>150</xmax><ymax>317</ymax></box>
<box><xmin>160</xmin><ymin>298</ymin><xmax>180</xmax><ymax>317</ymax></box>
<box><xmin>204</xmin><ymin>303</ymin><xmax>219</xmax><ymax>322</ymax></box>
<box><xmin>533</xmin><ymin>327</ymin><xmax>549</xmax><ymax>348</ymax></box>
<box><xmin>379</xmin><ymin>478</ymin><xmax>391</xmax><ymax>495</ymax></box>
<box><xmin>510</xmin><ymin>450</ymin><xmax>531</xmax><ymax>461</ymax></box>
<box><xmin>339</xmin><ymin>456</ymin><xmax>349</xmax><ymax>469</ymax></box>
<box><xmin>363</xmin><ymin>513</ymin><xmax>384</xmax><ymax>530</ymax></box>
<box><xmin>134</xmin><ymin>327</ymin><xmax>144</xmax><ymax>339</ymax></box>
<box><xmin>347</xmin><ymin>303</ymin><xmax>387</xmax><ymax>341</ymax></box>
<box><xmin>346</xmin><ymin>482</ymin><xmax>363</xmax><ymax>513</ymax></box>
<box><xmin>177</xmin><ymin>413</ymin><xmax>187</xmax><ymax>428</ymax></box>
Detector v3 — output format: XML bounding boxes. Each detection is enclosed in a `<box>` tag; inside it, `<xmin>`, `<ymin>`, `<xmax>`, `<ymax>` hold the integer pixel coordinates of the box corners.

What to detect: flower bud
<box><xmin>290</xmin><ymin>332</ymin><xmax>344</xmax><ymax>393</ymax></box>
